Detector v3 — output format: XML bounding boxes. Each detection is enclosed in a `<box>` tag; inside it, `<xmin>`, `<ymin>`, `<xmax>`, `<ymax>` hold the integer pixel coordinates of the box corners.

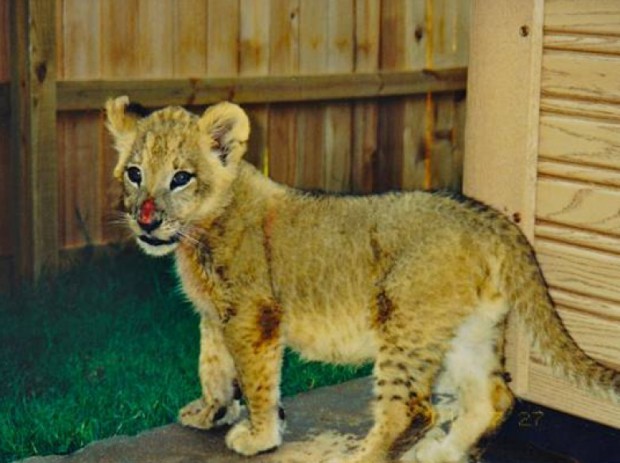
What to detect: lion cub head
<box><xmin>105</xmin><ymin>96</ymin><xmax>250</xmax><ymax>256</ymax></box>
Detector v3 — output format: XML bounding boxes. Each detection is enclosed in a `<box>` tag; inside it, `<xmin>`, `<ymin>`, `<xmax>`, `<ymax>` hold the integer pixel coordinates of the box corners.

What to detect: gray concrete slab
<box><xmin>16</xmin><ymin>378</ymin><xmax>574</xmax><ymax>463</ymax></box>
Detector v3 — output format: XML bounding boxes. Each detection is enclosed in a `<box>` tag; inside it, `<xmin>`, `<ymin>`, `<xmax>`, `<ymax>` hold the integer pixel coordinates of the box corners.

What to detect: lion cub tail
<box><xmin>502</xmin><ymin>242</ymin><xmax>620</xmax><ymax>405</ymax></box>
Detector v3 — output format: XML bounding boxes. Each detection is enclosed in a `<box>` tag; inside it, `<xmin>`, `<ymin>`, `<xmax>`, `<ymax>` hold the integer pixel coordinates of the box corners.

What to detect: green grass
<box><xmin>0</xmin><ymin>249</ymin><xmax>370</xmax><ymax>463</ymax></box>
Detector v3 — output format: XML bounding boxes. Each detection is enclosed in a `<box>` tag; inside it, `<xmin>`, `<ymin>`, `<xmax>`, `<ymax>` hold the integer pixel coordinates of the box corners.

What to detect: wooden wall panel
<box><xmin>528</xmin><ymin>0</ymin><xmax>620</xmax><ymax>427</ymax></box>
<box><xmin>536</xmin><ymin>178</ymin><xmax>620</xmax><ymax>236</ymax></box>
<box><xmin>553</xmin><ymin>292</ymin><xmax>620</xmax><ymax>369</ymax></box>
<box><xmin>539</xmin><ymin>115</ymin><xmax>620</xmax><ymax>170</ymax></box>
<box><xmin>545</xmin><ymin>0</ymin><xmax>620</xmax><ymax>35</ymax></box>
<box><xmin>542</xmin><ymin>51</ymin><xmax>620</xmax><ymax>103</ymax></box>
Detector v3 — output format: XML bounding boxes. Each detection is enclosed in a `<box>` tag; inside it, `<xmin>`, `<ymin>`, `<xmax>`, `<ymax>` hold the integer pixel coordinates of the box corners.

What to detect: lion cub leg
<box><xmin>345</xmin><ymin>326</ymin><xmax>449</xmax><ymax>463</ymax></box>
<box><xmin>224</xmin><ymin>303</ymin><xmax>285</xmax><ymax>456</ymax></box>
<box><xmin>405</xmin><ymin>301</ymin><xmax>513</xmax><ymax>463</ymax></box>
<box><xmin>179</xmin><ymin>316</ymin><xmax>242</xmax><ymax>429</ymax></box>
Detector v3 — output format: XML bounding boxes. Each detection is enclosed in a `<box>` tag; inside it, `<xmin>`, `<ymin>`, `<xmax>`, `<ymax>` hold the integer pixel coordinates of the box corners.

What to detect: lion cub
<box><xmin>106</xmin><ymin>97</ymin><xmax>619</xmax><ymax>463</ymax></box>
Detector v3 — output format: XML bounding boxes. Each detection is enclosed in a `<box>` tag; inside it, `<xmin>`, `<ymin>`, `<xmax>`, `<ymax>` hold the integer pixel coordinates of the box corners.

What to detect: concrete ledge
<box><xmin>17</xmin><ymin>378</ymin><xmax>575</xmax><ymax>463</ymax></box>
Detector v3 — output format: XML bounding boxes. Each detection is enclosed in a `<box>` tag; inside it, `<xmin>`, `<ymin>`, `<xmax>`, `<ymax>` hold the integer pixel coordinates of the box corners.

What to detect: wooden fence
<box><xmin>0</xmin><ymin>0</ymin><xmax>470</xmax><ymax>287</ymax></box>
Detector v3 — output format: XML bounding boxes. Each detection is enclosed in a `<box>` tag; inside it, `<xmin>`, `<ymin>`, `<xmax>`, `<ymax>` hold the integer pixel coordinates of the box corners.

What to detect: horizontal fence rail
<box><xmin>0</xmin><ymin>69</ymin><xmax>466</xmax><ymax>115</ymax></box>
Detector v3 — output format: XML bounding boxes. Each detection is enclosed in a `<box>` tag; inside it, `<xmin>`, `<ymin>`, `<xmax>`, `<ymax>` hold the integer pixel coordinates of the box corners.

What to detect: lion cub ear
<box><xmin>105</xmin><ymin>96</ymin><xmax>141</xmax><ymax>179</ymax></box>
<box><xmin>198</xmin><ymin>102</ymin><xmax>250</xmax><ymax>166</ymax></box>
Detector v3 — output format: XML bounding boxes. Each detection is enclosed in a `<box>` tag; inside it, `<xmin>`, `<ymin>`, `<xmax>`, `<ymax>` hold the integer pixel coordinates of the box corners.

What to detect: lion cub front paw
<box><xmin>179</xmin><ymin>397</ymin><xmax>242</xmax><ymax>430</ymax></box>
<box><xmin>225</xmin><ymin>419</ymin><xmax>282</xmax><ymax>456</ymax></box>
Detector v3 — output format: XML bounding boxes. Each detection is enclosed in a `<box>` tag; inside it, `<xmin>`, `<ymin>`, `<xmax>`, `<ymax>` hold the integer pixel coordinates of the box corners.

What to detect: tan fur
<box><xmin>106</xmin><ymin>97</ymin><xmax>619</xmax><ymax>463</ymax></box>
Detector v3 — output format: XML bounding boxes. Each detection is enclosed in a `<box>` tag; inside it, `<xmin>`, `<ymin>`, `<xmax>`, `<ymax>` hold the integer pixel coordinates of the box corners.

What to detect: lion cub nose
<box><xmin>137</xmin><ymin>198</ymin><xmax>162</xmax><ymax>233</ymax></box>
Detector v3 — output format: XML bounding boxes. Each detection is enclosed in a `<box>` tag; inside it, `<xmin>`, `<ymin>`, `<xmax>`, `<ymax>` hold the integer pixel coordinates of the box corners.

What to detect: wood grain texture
<box><xmin>100</xmin><ymin>0</ymin><xmax>139</xmax><ymax>78</ymax></box>
<box><xmin>296</xmin><ymin>0</ymin><xmax>328</xmax><ymax>190</ymax></box>
<box><xmin>545</xmin><ymin>0</ymin><xmax>620</xmax><ymax>35</ymax></box>
<box><xmin>207</xmin><ymin>0</ymin><xmax>239</xmax><ymax>77</ymax></box>
<box><xmin>429</xmin><ymin>93</ymin><xmax>459</xmax><ymax>190</ymax></box>
<box><xmin>539</xmin><ymin>114</ymin><xmax>620</xmax><ymax>170</ymax></box>
<box><xmin>428</xmin><ymin>0</ymin><xmax>471</xmax><ymax>70</ymax></box>
<box><xmin>541</xmin><ymin>96</ymin><xmax>620</xmax><ymax>123</ymax></box>
<box><xmin>537</xmin><ymin>238</ymin><xmax>620</xmax><ymax>304</ymax></box>
<box><xmin>544</xmin><ymin>32</ymin><xmax>620</xmax><ymax>56</ymax></box>
<box><xmin>138</xmin><ymin>0</ymin><xmax>174</xmax><ymax>77</ymax></box>
<box><xmin>536</xmin><ymin>222</ymin><xmax>620</xmax><ymax>255</ymax></box>
<box><xmin>240</xmin><ymin>0</ymin><xmax>271</xmax><ymax>171</ymax></box>
<box><xmin>58</xmin><ymin>113</ymin><xmax>103</xmax><ymax>249</ymax></box>
<box><xmin>538</xmin><ymin>159</ymin><xmax>620</xmax><ymax>188</ymax></box>
<box><xmin>56</xmin><ymin>69</ymin><xmax>467</xmax><ymax>110</ymax></box>
<box><xmin>542</xmin><ymin>50</ymin><xmax>620</xmax><ymax>103</ymax></box>
<box><xmin>351</xmin><ymin>0</ymin><xmax>380</xmax><ymax>193</ymax></box>
<box><xmin>173</xmin><ymin>0</ymin><xmax>208</xmax><ymax>77</ymax></box>
<box><xmin>536</xmin><ymin>177</ymin><xmax>620</xmax><ymax>236</ymax></box>
<box><xmin>377</xmin><ymin>0</ymin><xmax>427</xmax><ymax>192</ymax></box>
<box><xmin>323</xmin><ymin>0</ymin><xmax>354</xmax><ymax>192</ymax></box>
<box><xmin>60</xmin><ymin>0</ymin><xmax>101</xmax><ymax>79</ymax></box>
<box><xmin>267</xmin><ymin>0</ymin><xmax>299</xmax><ymax>186</ymax></box>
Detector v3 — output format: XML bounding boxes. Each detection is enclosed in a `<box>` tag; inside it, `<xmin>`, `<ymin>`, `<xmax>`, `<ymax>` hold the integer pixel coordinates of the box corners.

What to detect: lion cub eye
<box><xmin>126</xmin><ymin>166</ymin><xmax>142</xmax><ymax>186</ymax></box>
<box><xmin>170</xmin><ymin>171</ymin><xmax>195</xmax><ymax>190</ymax></box>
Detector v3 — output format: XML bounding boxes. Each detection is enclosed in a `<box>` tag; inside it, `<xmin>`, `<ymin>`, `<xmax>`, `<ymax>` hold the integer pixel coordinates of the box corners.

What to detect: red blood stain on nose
<box><xmin>139</xmin><ymin>198</ymin><xmax>156</xmax><ymax>224</ymax></box>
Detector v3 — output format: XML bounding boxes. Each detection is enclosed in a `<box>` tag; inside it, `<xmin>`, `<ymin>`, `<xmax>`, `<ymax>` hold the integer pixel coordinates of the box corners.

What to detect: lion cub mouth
<box><xmin>138</xmin><ymin>234</ymin><xmax>180</xmax><ymax>246</ymax></box>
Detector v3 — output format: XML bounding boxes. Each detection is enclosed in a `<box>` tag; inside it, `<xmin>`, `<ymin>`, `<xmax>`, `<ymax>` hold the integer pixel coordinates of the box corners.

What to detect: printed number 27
<box><xmin>518</xmin><ymin>410</ymin><xmax>544</xmax><ymax>428</ymax></box>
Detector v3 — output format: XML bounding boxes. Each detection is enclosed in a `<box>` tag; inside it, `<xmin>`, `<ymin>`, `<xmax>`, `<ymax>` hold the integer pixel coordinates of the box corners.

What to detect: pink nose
<box><xmin>138</xmin><ymin>198</ymin><xmax>156</xmax><ymax>225</ymax></box>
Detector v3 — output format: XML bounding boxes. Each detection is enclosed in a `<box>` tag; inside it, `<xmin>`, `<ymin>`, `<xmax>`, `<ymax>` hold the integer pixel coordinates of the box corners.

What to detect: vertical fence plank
<box><xmin>323</xmin><ymin>0</ymin><xmax>354</xmax><ymax>192</ymax></box>
<box><xmin>61</xmin><ymin>0</ymin><xmax>100</xmax><ymax>79</ymax></box>
<box><xmin>297</xmin><ymin>0</ymin><xmax>328</xmax><ymax>190</ymax></box>
<box><xmin>10</xmin><ymin>0</ymin><xmax>59</xmax><ymax>280</ymax></box>
<box><xmin>427</xmin><ymin>0</ymin><xmax>469</xmax><ymax>191</ymax></box>
<box><xmin>428</xmin><ymin>0</ymin><xmax>471</xmax><ymax>70</ymax></box>
<box><xmin>59</xmin><ymin>0</ymin><xmax>103</xmax><ymax>249</ymax></box>
<box><xmin>138</xmin><ymin>0</ymin><xmax>175</xmax><ymax>77</ymax></box>
<box><xmin>173</xmin><ymin>0</ymin><xmax>208</xmax><ymax>77</ymax></box>
<box><xmin>101</xmin><ymin>0</ymin><xmax>139</xmax><ymax>78</ymax></box>
<box><xmin>351</xmin><ymin>0</ymin><xmax>380</xmax><ymax>194</ymax></box>
<box><xmin>268</xmin><ymin>0</ymin><xmax>299</xmax><ymax>186</ymax></box>
<box><xmin>207</xmin><ymin>0</ymin><xmax>240</xmax><ymax>77</ymax></box>
<box><xmin>378</xmin><ymin>0</ymin><xmax>428</xmax><ymax>192</ymax></box>
<box><xmin>240</xmin><ymin>0</ymin><xmax>270</xmax><ymax>171</ymax></box>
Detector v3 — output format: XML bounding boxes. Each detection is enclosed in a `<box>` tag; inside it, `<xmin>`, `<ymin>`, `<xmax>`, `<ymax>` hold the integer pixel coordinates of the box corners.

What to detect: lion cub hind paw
<box><xmin>225</xmin><ymin>419</ymin><xmax>282</xmax><ymax>456</ymax></box>
<box><xmin>179</xmin><ymin>398</ymin><xmax>243</xmax><ymax>430</ymax></box>
<box><xmin>407</xmin><ymin>439</ymin><xmax>466</xmax><ymax>463</ymax></box>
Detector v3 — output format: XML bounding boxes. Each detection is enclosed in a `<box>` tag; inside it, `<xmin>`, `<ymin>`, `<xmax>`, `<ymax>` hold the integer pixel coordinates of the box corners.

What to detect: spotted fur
<box><xmin>106</xmin><ymin>97</ymin><xmax>619</xmax><ymax>463</ymax></box>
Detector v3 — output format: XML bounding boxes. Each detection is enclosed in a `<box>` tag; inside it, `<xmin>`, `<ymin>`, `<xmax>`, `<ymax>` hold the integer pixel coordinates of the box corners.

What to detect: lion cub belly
<box><xmin>284</xmin><ymin>306</ymin><xmax>377</xmax><ymax>364</ymax></box>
